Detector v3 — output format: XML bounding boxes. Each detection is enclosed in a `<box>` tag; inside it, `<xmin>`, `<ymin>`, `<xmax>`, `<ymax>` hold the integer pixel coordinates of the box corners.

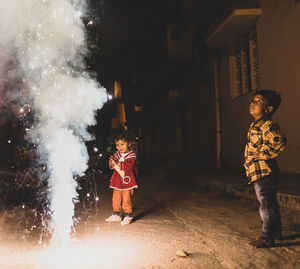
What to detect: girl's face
<box><xmin>115</xmin><ymin>139</ymin><xmax>130</xmax><ymax>153</ymax></box>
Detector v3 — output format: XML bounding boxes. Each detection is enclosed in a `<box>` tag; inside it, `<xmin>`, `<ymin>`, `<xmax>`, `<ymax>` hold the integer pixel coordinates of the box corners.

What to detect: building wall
<box><xmin>257</xmin><ymin>0</ymin><xmax>300</xmax><ymax>172</ymax></box>
<box><xmin>143</xmin><ymin>83</ymin><xmax>214</xmax><ymax>163</ymax></box>
<box><xmin>218</xmin><ymin>0</ymin><xmax>300</xmax><ymax>173</ymax></box>
<box><xmin>193</xmin><ymin>84</ymin><xmax>214</xmax><ymax>156</ymax></box>
<box><xmin>218</xmin><ymin>55</ymin><xmax>252</xmax><ymax>166</ymax></box>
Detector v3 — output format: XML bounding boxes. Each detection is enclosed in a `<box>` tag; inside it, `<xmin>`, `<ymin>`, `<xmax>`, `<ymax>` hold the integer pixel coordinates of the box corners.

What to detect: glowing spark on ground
<box><xmin>0</xmin><ymin>234</ymin><xmax>146</xmax><ymax>269</ymax></box>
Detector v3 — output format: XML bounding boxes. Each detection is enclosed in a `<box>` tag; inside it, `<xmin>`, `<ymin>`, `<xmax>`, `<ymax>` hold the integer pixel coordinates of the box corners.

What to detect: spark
<box><xmin>87</xmin><ymin>20</ymin><xmax>94</xmax><ymax>26</ymax></box>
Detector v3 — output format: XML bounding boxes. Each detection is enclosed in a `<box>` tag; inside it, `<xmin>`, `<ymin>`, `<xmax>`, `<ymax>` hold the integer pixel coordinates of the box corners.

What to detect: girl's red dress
<box><xmin>109</xmin><ymin>151</ymin><xmax>138</xmax><ymax>190</ymax></box>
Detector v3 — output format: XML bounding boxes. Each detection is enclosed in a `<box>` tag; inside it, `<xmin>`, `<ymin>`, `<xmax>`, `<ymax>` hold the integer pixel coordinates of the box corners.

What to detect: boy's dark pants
<box><xmin>253</xmin><ymin>174</ymin><xmax>282</xmax><ymax>243</ymax></box>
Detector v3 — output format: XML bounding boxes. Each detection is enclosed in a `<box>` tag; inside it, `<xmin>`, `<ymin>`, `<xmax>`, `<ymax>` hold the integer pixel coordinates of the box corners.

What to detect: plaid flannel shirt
<box><xmin>244</xmin><ymin>117</ymin><xmax>287</xmax><ymax>182</ymax></box>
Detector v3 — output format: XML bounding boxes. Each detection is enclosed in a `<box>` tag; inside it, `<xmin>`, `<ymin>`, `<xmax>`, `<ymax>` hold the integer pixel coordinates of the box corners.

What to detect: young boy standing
<box><xmin>244</xmin><ymin>89</ymin><xmax>287</xmax><ymax>248</ymax></box>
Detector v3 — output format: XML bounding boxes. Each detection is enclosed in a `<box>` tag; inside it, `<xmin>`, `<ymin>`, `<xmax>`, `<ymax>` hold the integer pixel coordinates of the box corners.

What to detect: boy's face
<box><xmin>249</xmin><ymin>94</ymin><xmax>273</xmax><ymax>120</ymax></box>
<box><xmin>115</xmin><ymin>139</ymin><xmax>130</xmax><ymax>153</ymax></box>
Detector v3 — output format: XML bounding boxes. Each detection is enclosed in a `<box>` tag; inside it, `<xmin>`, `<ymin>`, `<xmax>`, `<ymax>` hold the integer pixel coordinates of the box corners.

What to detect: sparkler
<box><xmin>0</xmin><ymin>0</ymin><xmax>107</xmax><ymax>246</ymax></box>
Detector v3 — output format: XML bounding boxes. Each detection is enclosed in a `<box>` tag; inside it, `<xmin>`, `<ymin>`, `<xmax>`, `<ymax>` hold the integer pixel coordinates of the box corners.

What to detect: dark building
<box><xmin>94</xmin><ymin>0</ymin><xmax>300</xmax><ymax>174</ymax></box>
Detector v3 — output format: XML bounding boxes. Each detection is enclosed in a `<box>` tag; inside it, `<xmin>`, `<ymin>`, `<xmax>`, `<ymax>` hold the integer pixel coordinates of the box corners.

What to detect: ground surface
<box><xmin>0</xmin><ymin>169</ymin><xmax>299</xmax><ymax>269</ymax></box>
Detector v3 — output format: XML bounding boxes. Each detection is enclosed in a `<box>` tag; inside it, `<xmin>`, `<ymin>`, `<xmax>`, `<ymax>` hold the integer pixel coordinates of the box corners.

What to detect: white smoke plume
<box><xmin>0</xmin><ymin>0</ymin><xmax>107</xmax><ymax>244</ymax></box>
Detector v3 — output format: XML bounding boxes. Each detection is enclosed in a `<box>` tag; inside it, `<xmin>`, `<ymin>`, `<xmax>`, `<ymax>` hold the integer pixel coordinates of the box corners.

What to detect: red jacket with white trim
<box><xmin>109</xmin><ymin>151</ymin><xmax>138</xmax><ymax>190</ymax></box>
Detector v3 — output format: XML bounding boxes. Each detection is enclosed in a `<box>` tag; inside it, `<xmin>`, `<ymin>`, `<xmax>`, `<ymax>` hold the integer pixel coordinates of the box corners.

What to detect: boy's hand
<box><xmin>253</xmin><ymin>152</ymin><xmax>260</xmax><ymax>160</ymax></box>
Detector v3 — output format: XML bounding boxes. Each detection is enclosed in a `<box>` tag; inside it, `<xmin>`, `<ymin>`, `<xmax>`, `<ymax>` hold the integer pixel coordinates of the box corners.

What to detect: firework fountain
<box><xmin>0</xmin><ymin>0</ymin><xmax>107</xmax><ymax>245</ymax></box>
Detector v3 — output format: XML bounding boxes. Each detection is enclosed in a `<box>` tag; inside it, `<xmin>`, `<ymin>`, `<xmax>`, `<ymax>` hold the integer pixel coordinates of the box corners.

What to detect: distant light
<box><xmin>107</xmin><ymin>94</ymin><xmax>113</xmax><ymax>100</ymax></box>
<box><xmin>98</xmin><ymin>153</ymin><xmax>102</xmax><ymax>157</ymax></box>
<box><xmin>134</xmin><ymin>106</ymin><xmax>142</xmax><ymax>112</ymax></box>
<box><xmin>93</xmin><ymin>147</ymin><xmax>98</xmax><ymax>152</ymax></box>
<box><xmin>87</xmin><ymin>193</ymin><xmax>90</xmax><ymax>197</ymax></box>
<box><xmin>8</xmin><ymin>140</ymin><xmax>11</xmax><ymax>144</ymax></box>
<box><xmin>95</xmin><ymin>197</ymin><xmax>99</xmax><ymax>201</ymax></box>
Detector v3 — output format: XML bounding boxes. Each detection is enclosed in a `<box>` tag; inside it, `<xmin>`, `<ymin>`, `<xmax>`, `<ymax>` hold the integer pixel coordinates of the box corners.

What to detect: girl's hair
<box><xmin>114</xmin><ymin>131</ymin><xmax>138</xmax><ymax>153</ymax></box>
<box><xmin>114</xmin><ymin>131</ymin><xmax>132</xmax><ymax>142</ymax></box>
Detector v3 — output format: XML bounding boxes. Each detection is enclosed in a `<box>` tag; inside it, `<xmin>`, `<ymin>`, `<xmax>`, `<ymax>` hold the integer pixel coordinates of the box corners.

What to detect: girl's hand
<box><xmin>109</xmin><ymin>157</ymin><xmax>117</xmax><ymax>168</ymax></box>
<box><xmin>108</xmin><ymin>159</ymin><xmax>113</xmax><ymax>168</ymax></box>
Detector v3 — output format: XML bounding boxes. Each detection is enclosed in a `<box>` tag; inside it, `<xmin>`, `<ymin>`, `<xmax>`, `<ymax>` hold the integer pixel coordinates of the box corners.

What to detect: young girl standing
<box><xmin>105</xmin><ymin>131</ymin><xmax>138</xmax><ymax>226</ymax></box>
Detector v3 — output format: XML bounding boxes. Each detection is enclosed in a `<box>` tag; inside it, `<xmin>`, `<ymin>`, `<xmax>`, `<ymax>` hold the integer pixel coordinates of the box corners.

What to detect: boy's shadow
<box><xmin>274</xmin><ymin>233</ymin><xmax>300</xmax><ymax>247</ymax></box>
<box><xmin>282</xmin><ymin>234</ymin><xmax>300</xmax><ymax>240</ymax></box>
<box><xmin>275</xmin><ymin>241</ymin><xmax>300</xmax><ymax>247</ymax></box>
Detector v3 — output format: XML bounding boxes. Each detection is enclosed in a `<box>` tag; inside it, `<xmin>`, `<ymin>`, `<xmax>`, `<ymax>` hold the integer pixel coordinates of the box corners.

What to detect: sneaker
<box><xmin>121</xmin><ymin>216</ymin><xmax>133</xmax><ymax>226</ymax></box>
<box><xmin>248</xmin><ymin>239</ymin><xmax>274</xmax><ymax>248</ymax></box>
<box><xmin>105</xmin><ymin>214</ymin><xmax>122</xmax><ymax>223</ymax></box>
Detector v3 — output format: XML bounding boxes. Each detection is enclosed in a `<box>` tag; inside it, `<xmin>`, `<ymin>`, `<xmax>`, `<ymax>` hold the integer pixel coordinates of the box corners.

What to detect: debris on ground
<box><xmin>175</xmin><ymin>250</ymin><xmax>188</xmax><ymax>258</ymax></box>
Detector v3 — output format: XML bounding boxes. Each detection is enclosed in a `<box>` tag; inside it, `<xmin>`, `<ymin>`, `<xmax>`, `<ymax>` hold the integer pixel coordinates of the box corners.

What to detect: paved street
<box><xmin>0</xmin><ymin>169</ymin><xmax>299</xmax><ymax>269</ymax></box>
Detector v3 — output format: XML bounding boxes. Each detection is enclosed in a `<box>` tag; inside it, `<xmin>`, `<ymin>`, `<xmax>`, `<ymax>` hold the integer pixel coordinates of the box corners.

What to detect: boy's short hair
<box><xmin>254</xmin><ymin>89</ymin><xmax>281</xmax><ymax>115</ymax></box>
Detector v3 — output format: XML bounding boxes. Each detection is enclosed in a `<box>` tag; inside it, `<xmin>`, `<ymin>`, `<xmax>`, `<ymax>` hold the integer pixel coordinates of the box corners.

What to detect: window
<box><xmin>228</xmin><ymin>27</ymin><xmax>260</xmax><ymax>99</ymax></box>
